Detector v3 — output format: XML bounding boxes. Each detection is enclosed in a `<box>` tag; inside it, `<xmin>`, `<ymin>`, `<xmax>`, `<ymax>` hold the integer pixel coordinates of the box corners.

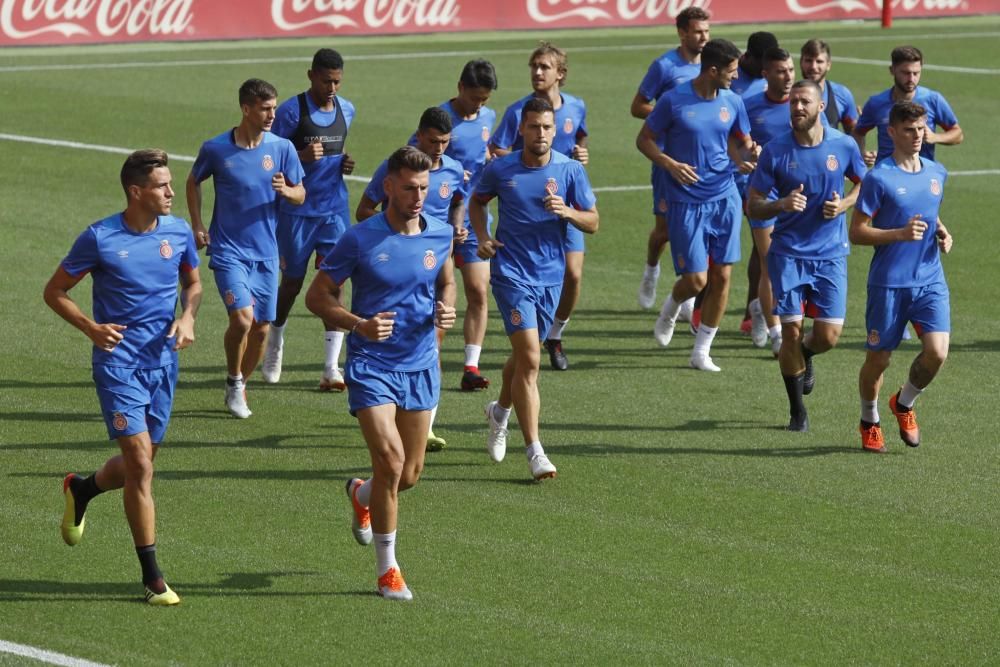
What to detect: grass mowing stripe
<box><xmin>0</xmin><ymin>640</ymin><xmax>112</xmax><ymax>667</ymax></box>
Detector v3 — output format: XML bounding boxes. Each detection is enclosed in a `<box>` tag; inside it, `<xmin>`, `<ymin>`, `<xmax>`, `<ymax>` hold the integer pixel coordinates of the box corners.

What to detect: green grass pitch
<box><xmin>1</xmin><ymin>16</ymin><xmax>998</xmax><ymax>665</ymax></box>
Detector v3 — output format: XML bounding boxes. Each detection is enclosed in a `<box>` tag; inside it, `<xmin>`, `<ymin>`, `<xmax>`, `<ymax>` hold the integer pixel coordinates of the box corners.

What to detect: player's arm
<box><xmin>924</xmin><ymin>123</ymin><xmax>964</xmax><ymax>147</ymax></box>
<box><xmin>355</xmin><ymin>194</ymin><xmax>381</xmax><ymax>222</ymax></box>
<box><xmin>305</xmin><ymin>270</ymin><xmax>395</xmax><ymax>341</ymax></box>
<box><xmin>43</xmin><ymin>266</ymin><xmax>126</xmax><ymax>351</ymax></box>
<box><xmin>544</xmin><ymin>195</ymin><xmax>599</xmax><ymax>234</ymax></box>
<box><xmin>636</xmin><ymin>123</ymin><xmax>698</xmax><ymax>185</ymax></box>
<box><xmin>185</xmin><ymin>172</ymin><xmax>209</xmax><ymax>248</ymax></box>
<box><xmin>851</xmin><ymin>126</ymin><xmax>877</xmax><ymax>167</ymax></box>
<box><xmin>448</xmin><ymin>194</ymin><xmax>468</xmax><ymax>243</ymax></box>
<box><xmin>849</xmin><ymin>208</ymin><xmax>928</xmax><ymax>246</ymax></box>
<box><xmin>434</xmin><ymin>251</ymin><xmax>457</xmax><ymax>330</ymax></box>
<box><xmin>935</xmin><ymin>218</ymin><xmax>953</xmax><ymax>254</ymax></box>
<box><xmin>747</xmin><ymin>185</ymin><xmax>807</xmax><ymax>220</ymax></box>
<box><xmin>169</xmin><ymin>266</ymin><xmax>202</xmax><ymax>351</ymax></box>
<box><xmin>572</xmin><ymin>133</ymin><xmax>589</xmax><ymax>166</ymax></box>
<box><xmin>630</xmin><ymin>91</ymin><xmax>653</xmax><ymax>119</ymax></box>
<box><xmin>273</xmin><ymin>173</ymin><xmax>305</xmax><ymax>206</ymax></box>
<box><xmin>469</xmin><ymin>193</ymin><xmax>501</xmax><ymax>259</ymax></box>
<box><xmin>728</xmin><ymin>133</ymin><xmax>758</xmax><ymax>175</ymax></box>
<box><xmin>489</xmin><ymin>143</ymin><xmax>511</xmax><ymax>158</ymax></box>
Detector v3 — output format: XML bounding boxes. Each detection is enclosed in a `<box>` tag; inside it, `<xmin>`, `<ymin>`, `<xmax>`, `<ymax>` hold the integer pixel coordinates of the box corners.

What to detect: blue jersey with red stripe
<box><xmin>857</xmin><ymin>86</ymin><xmax>959</xmax><ymax>163</ymax></box>
<box><xmin>490</xmin><ymin>92</ymin><xmax>588</xmax><ymax>157</ymax></box>
<box><xmin>363</xmin><ymin>154</ymin><xmax>465</xmax><ymax>223</ymax></box>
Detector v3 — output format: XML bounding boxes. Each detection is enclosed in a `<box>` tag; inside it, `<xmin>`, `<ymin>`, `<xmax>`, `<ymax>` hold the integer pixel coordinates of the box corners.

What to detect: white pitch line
<box><xmin>0</xmin><ymin>639</ymin><xmax>112</xmax><ymax>667</ymax></box>
<box><xmin>1</xmin><ymin>30</ymin><xmax>999</xmax><ymax>74</ymax></box>
<box><xmin>830</xmin><ymin>56</ymin><xmax>1000</xmax><ymax>75</ymax></box>
<box><xmin>1</xmin><ymin>133</ymin><xmax>997</xmax><ymax>191</ymax></box>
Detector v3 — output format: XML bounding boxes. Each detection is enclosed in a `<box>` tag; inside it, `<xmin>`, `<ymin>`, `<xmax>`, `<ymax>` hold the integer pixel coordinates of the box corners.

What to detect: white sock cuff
<box><xmin>525</xmin><ymin>441</ymin><xmax>543</xmax><ymax>459</ymax></box>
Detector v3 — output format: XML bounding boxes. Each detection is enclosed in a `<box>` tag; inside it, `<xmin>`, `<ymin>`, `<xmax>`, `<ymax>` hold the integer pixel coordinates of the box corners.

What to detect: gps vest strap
<box><xmin>291</xmin><ymin>93</ymin><xmax>347</xmax><ymax>156</ymax></box>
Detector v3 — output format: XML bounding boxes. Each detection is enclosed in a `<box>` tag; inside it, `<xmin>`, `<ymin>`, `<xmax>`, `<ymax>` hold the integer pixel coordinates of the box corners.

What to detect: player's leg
<box><xmin>799</xmin><ymin>257</ymin><xmax>848</xmax><ymax>396</ymax></box>
<box><xmin>314</xmin><ymin>219</ymin><xmax>349</xmax><ymax>391</ymax></box>
<box><xmin>240</xmin><ymin>320</ymin><xmax>270</xmax><ymax>384</ymax></box>
<box><xmin>212</xmin><ymin>257</ymin><xmax>257</xmax><ymax>418</ymax></box>
<box><xmin>743</xmin><ymin>242</ymin><xmax>761</xmax><ymax>337</ymax></box>
<box><xmin>458</xmin><ymin>252</ymin><xmax>491</xmax><ymax>391</ymax></box>
<box><xmin>689</xmin><ymin>195</ymin><xmax>741</xmax><ymax>371</ymax></box>
<box><xmin>639</xmin><ymin>172</ymin><xmax>670</xmax><ymax>309</ymax></box>
<box><xmin>545</xmin><ymin>244</ymin><xmax>584</xmax><ymax>371</ymax></box>
<box><xmin>750</xmin><ymin>224</ymin><xmax>778</xmax><ymax>351</ymax></box>
<box><xmin>770</xmin><ymin>252</ymin><xmax>809</xmax><ymax>431</ymax></box>
<box><xmin>654</xmin><ymin>200</ymin><xmax>709</xmax><ymax>347</ymax></box>
<box><xmin>262</xmin><ymin>275</ymin><xmax>303</xmax><ymax>384</ymax></box>
<box><xmin>426</xmin><ymin>328</ymin><xmax>447</xmax><ymax>452</ymax></box>
<box><xmin>859</xmin><ymin>349</ymin><xmax>891</xmax><ymax>453</ymax></box>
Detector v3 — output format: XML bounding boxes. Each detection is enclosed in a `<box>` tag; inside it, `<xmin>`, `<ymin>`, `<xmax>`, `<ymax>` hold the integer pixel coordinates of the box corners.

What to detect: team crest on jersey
<box><xmin>719</xmin><ymin>106</ymin><xmax>730</xmax><ymax>123</ymax></box>
<box><xmin>545</xmin><ymin>178</ymin><xmax>559</xmax><ymax>196</ymax></box>
<box><xmin>481</xmin><ymin>126</ymin><xmax>490</xmax><ymax>142</ymax></box>
<box><xmin>112</xmin><ymin>412</ymin><xmax>128</xmax><ymax>431</ymax></box>
<box><xmin>262</xmin><ymin>154</ymin><xmax>274</xmax><ymax>171</ymax></box>
<box><xmin>657</xmin><ymin>199</ymin><xmax>668</xmax><ymax>213</ymax></box>
<box><xmin>510</xmin><ymin>309</ymin><xmax>523</xmax><ymax>326</ymax></box>
<box><xmin>159</xmin><ymin>239</ymin><xmax>173</xmax><ymax>259</ymax></box>
<box><xmin>930</xmin><ymin>179</ymin><xmax>942</xmax><ymax>196</ymax></box>
<box><xmin>224</xmin><ymin>290</ymin><xmax>236</xmax><ymax>306</ymax></box>
<box><xmin>423</xmin><ymin>250</ymin><xmax>437</xmax><ymax>270</ymax></box>
<box><xmin>867</xmin><ymin>329</ymin><xmax>880</xmax><ymax>346</ymax></box>
<box><xmin>563</xmin><ymin>118</ymin><xmax>574</xmax><ymax>134</ymax></box>
<box><xmin>826</xmin><ymin>155</ymin><xmax>839</xmax><ymax>171</ymax></box>
<box><xmin>439</xmin><ymin>181</ymin><xmax>451</xmax><ymax>199</ymax></box>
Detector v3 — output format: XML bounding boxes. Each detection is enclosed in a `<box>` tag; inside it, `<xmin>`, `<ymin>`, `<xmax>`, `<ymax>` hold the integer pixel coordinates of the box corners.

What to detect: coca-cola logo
<box><xmin>786</xmin><ymin>0</ymin><xmax>965</xmax><ymax>15</ymax></box>
<box><xmin>271</xmin><ymin>0</ymin><xmax>460</xmax><ymax>31</ymax></box>
<box><xmin>1</xmin><ymin>0</ymin><xmax>193</xmax><ymax>39</ymax></box>
<box><xmin>525</xmin><ymin>0</ymin><xmax>710</xmax><ymax>23</ymax></box>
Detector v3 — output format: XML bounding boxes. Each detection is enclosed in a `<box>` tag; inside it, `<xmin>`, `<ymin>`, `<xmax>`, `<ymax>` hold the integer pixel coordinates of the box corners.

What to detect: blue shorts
<box><xmin>565</xmin><ymin>225</ymin><xmax>586</xmax><ymax>253</ymax></box>
<box><xmin>93</xmin><ymin>363</ymin><xmax>177</xmax><ymax>443</ymax></box>
<box><xmin>278</xmin><ymin>212</ymin><xmax>347</xmax><ymax>279</ymax></box>
<box><xmin>667</xmin><ymin>192</ymin><xmax>742</xmax><ymax>275</ymax></box>
<box><xmin>650</xmin><ymin>167</ymin><xmax>670</xmax><ymax>217</ymax></box>
<box><xmin>768</xmin><ymin>254</ymin><xmax>848</xmax><ymax>322</ymax></box>
<box><xmin>492</xmin><ymin>277</ymin><xmax>560</xmax><ymax>339</ymax></box>
<box><xmin>865</xmin><ymin>282</ymin><xmax>950</xmax><ymax>351</ymax></box>
<box><xmin>210</xmin><ymin>255</ymin><xmax>279</xmax><ymax>322</ymax></box>
<box><xmin>344</xmin><ymin>358</ymin><xmax>439</xmax><ymax>416</ymax></box>
<box><xmin>746</xmin><ymin>186</ymin><xmax>777</xmax><ymax>229</ymax></box>
<box><xmin>455</xmin><ymin>220</ymin><xmax>491</xmax><ymax>268</ymax></box>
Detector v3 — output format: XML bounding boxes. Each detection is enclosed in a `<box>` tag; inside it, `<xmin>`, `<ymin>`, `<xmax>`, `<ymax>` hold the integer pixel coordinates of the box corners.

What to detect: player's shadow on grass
<box><xmin>0</xmin><ymin>380</ymin><xmax>93</xmax><ymax>390</ymax></box>
<box><xmin>544</xmin><ymin>442</ymin><xmax>861</xmax><ymax>458</ymax></box>
<box><xmin>0</xmin><ymin>433</ymin><xmax>354</xmax><ymax>452</ymax></box>
<box><xmin>0</xmin><ymin>411</ymin><xmax>101</xmax><ymax>423</ymax></box>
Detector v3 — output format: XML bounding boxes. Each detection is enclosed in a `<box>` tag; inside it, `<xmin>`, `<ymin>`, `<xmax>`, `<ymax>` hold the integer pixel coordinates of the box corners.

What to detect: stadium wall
<box><xmin>2</xmin><ymin>0</ymin><xmax>1000</xmax><ymax>46</ymax></box>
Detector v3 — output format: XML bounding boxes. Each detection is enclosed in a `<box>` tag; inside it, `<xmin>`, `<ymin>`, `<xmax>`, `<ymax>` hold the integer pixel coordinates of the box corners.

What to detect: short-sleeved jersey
<box><xmin>638</xmin><ymin>48</ymin><xmax>701</xmax><ymax>102</ymax></box>
<box><xmin>857</xmin><ymin>86</ymin><xmax>959</xmax><ymax>163</ymax></box>
<box><xmin>645</xmin><ymin>81</ymin><xmax>751</xmax><ymax>203</ymax></box>
<box><xmin>490</xmin><ymin>93</ymin><xmax>588</xmax><ymax>158</ymax></box>
<box><xmin>363</xmin><ymin>154</ymin><xmax>465</xmax><ymax>222</ymax></box>
<box><xmin>730</xmin><ymin>65</ymin><xmax>766</xmax><ymax>98</ymax></box>
<box><xmin>191</xmin><ymin>130</ymin><xmax>305</xmax><ymax>261</ymax></box>
<box><xmin>272</xmin><ymin>93</ymin><xmax>355</xmax><ymax>219</ymax></box>
<box><xmin>745</xmin><ymin>92</ymin><xmax>793</xmax><ymax>148</ymax></box>
<box><xmin>61</xmin><ymin>213</ymin><xmax>200</xmax><ymax>369</ymax></box>
<box><xmin>474</xmin><ymin>151</ymin><xmax>596</xmax><ymax>287</ymax></box>
<box><xmin>319</xmin><ymin>213</ymin><xmax>453</xmax><ymax>372</ymax></box>
<box><xmin>407</xmin><ymin>100</ymin><xmax>496</xmax><ymax>183</ymax></box>
<box><xmin>824</xmin><ymin>80</ymin><xmax>859</xmax><ymax>131</ymax></box>
<box><xmin>750</xmin><ymin>127</ymin><xmax>867</xmax><ymax>259</ymax></box>
<box><xmin>855</xmin><ymin>157</ymin><xmax>948</xmax><ymax>287</ymax></box>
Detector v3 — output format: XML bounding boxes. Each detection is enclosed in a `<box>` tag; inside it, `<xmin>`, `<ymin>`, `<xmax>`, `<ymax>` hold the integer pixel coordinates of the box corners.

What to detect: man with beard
<box><xmin>637</xmin><ymin>38</ymin><xmax>756</xmax><ymax>373</ymax></box>
<box><xmin>799</xmin><ymin>38</ymin><xmax>859</xmax><ymax>133</ymax></box>
<box><xmin>854</xmin><ymin>45</ymin><xmax>963</xmax><ymax>167</ymax></box>
<box><xmin>472</xmin><ymin>98</ymin><xmax>599</xmax><ymax>480</ymax></box>
<box><xmin>849</xmin><ymin>101</ymin><xmax>953</xmax><ymax>453</ymax></box>
<box><xmin>631</xmin><ymin>6</ymin><xmax>711</xmax><ymax>313</ymax></box>
<box><xmin>748</xmin><ymin>79</ymin><xmax>867</xmax><ymax>432</ymax></box>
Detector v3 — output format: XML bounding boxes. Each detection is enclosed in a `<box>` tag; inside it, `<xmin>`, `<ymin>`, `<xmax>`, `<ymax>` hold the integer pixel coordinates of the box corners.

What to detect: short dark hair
<box><xmin>800</xmin><ymin>38</ymin><xmax>831</xmax><ymax>59</ymax></box>
<box><xmin>889</xmin><ymin>101</ymin><xmax>927</xmax><ymax>126</ymax></box>
<box><xmin>238</xmin><ymin>78</ymin><xmax>277</xmax><ymax>107</ymax></box>
<box><xmin>746</xmin><ymin>32</ymin><xmax>779</xmax><ymax>59</ymax></box>
<box><xmin>459</xmin><ymin>59</ymin><xmax>498</xmax><ymax>90</ymax></box>
<box><xmin>791</xmin><ymin>79</ymin><xmax>822</xmax><ymax>98</ymax></box>
<box><xmin>701</xmin><ymin>39</ymin><xmax>741</xmax><ymax>72</ymax></box>
<box><xmin>522</xmin><ymin>97</ymin><xmax>554</xmax><ymax>117</ymax></box>
<box><xmin>530</xmin><ymin>41</ymin><xmax>568</xmax><ymax>86</ymax></box>
<box><xmin>120</xmin><ymin>149</ymin><xmax>168</xmax><ymax>194</ymax></box>
<box><xmin>891</xmin><ymin>45</ymin><xmax>923</xmax><ymax>66</ymax></box>
<box><xmin>676</xmin><ymin>7</ymin><xmax>710</xmax><ymax>30</ymax></box>
<box><xmin>763</xmin><ymin>47</ymin><xmax>791</xmax><ymax>67</ymax></box>
<box><xmin>418</xmin><ymin>106</ymin><xmax>452</xmax><ymax>135</ymax></box>
<box><xmin>311</xmin><ymin>48</ymin><xmax>344</xmax><ymax>71</ymax></box>
<box><xmin>386</xmin><ymin>145</ymin><xmax>432</xmax><ymax>176</ymax></box>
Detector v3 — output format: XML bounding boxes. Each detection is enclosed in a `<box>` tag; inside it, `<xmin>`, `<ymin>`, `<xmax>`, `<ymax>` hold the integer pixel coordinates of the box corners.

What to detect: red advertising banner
<box><xmin>2</xmin><ymin>0</ymin><xmax>999</xmax><ymax>46</ymax></box>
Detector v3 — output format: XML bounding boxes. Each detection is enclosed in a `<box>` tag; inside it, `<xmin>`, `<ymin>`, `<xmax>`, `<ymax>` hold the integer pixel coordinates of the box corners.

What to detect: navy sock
<box><xmin>136</xmin><ymin>544</ymin><xmax>164</xmax><ymax>591</ymax></box>
<box><xmin>69</xmin><ymin>474</ymin><xmax>103</xmax><ymax>525</ymax></box>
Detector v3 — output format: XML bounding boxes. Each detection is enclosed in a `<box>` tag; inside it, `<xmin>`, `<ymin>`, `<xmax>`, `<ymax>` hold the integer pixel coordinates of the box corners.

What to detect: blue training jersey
<box><xmin>750</xmin><ymin>126</ymin><xmax>867</xmax><ymax>259</ymax></box>
<box><xmin>490</xmin><ymin>92</ymin><xmax>588</xmax><ymax>158</ymax></box>
<box><xmin>320</xmin><ymin>213</ymin><xmax>453</xmax><ymax>372</ymax></box>
<box><xmin>61</xmin><ymin>213</ymin><xmax>200</xmax><ymax>369</ymax></box>
<box><xmin>824</xmin><ymin>80</ymin><xmax>859</xmax><ymax>131</ymax></box>
<box><xmin>857</xmin><ymin>86</ymin><xmax>959</xmax><ymax>163</ymax></box>
<box><xmin>855</xmin><ymin>157</ymin><xmax>948</xmax><ymax>288</ymax></box>
<box><xmin>730</xmin><ymin>64</ymin><xmax>766</xmax><ymax>98</ymax></box>
<box><xmin>191</xmin><ymin>130</ymin><xmax>305</xmax><ymax>261</ymax></box>
<box><xmin>645</xmin><ymin>80</ymin><xmax>751</xmax><ymax>203</ymax></box>
<box><xmin>638</xmin><ymin>48</ymin><xmax>701</xmax><ymax>102</ymax></box>
<box><xmin>474</xmin><ymin>150</ymin><xmax>596</xmax><ymax>287</ymax></box>
<box><xmin>363</xmin><ymin>154</ymin><xmax>465</xmax><ymax>222</ymax></box>
<box><xmin>272</xmin><ymin>93</ymin><xmax>355</xmax><ymax>219</ymax></box>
